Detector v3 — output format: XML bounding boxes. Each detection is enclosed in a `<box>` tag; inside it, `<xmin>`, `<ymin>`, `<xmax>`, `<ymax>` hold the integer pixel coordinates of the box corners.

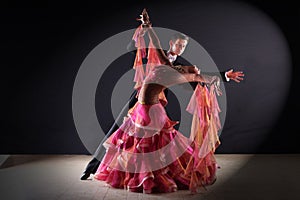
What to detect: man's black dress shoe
<box><xmin>80</xmin><ymin>173</ymin><xmax>91</xmax><ymax>180</ymax></box>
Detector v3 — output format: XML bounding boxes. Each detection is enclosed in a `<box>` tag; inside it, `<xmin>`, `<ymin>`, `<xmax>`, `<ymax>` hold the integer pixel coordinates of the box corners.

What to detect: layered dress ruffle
<box><xmin>94</xmin><ymin>98</ymin><xmax>219</xmax><ymax>193</ymax></box>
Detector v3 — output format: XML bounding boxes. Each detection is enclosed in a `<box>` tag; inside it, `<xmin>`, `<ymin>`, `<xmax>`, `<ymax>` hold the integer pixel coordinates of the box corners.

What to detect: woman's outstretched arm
<box><xmin>138</xmin><ymin>8</ymin><xmax>172</xmax><ymax>66</ymax></box>
<box><xmin>145</xmin><ymin>65</ymin><xmax>220</xmax><ymax>88</ymax></box>
<box><xmin>146</xmin><ymin>27</ymin><xmax>172</xmax><ymax>66</ymax></box>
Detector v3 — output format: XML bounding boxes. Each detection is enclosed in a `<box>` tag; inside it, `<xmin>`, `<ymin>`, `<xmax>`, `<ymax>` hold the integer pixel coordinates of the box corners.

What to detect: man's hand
<box><xmin>226</xmin><ymin>69</ymin><xmax>244</xmax><ymax>83</ymax></box>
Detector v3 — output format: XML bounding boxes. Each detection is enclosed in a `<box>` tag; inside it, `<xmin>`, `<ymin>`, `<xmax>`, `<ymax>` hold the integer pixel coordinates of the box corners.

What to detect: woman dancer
<box><xmin>94</xmin><ymin>9</ymin><xmax>221</xmax><ymax>194</ymax></box>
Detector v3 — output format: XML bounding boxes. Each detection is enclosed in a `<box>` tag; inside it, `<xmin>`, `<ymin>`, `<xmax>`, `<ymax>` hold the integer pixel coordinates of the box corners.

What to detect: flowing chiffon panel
<box><xmin>185</xmin><ymin>84</ymin><xmax>221</xmax><ymax>192</ymax></box>
<box><xmin>132</xmin><ymin>25</ymin><xmax>146</xmax><ymax>89</ymax></box>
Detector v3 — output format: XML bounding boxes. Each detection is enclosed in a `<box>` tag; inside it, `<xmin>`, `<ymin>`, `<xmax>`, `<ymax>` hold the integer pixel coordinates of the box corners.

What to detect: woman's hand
<box><xmin>135</xmin><ymin>8</ymin><xmax>151</xmax><ymax>37</ymax></box>
<box><xmin>137</xmin><ymin>8</ymin><xmax>151</xmax><ymax>27</ymax></box>
<box><xmin>211</xmin><ymin>76</ymin><xmax>222</xmax><ymax>96</ymax></box>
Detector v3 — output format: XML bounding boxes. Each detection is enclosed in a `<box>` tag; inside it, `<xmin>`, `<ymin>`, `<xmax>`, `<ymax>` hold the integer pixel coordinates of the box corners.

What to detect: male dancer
<box><xmin>80</xmin><ymin>10</ymin><xmax>244</xmax><ymax>180</ymax></box>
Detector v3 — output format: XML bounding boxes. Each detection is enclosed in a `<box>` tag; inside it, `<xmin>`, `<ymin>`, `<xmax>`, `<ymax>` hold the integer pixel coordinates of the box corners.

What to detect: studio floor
<box><xmin>0</xmin><ymin>154</ymin><xmax>299</xmax><ymax>200</ymax></box>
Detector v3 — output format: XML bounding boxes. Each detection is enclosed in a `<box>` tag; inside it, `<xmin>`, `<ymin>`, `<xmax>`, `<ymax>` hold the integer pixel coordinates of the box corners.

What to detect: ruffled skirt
<box><xmin>94</xmin><ymin>102</ymin><xmax>218</xmax><ymax>193</ymax></box>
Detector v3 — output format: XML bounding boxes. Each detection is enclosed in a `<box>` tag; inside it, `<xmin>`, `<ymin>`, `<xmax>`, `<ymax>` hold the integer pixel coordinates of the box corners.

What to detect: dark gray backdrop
<box><xmin>1</xmin><ymin>0</ymin><xmax>299</xmax><ymax>154</ymax></box>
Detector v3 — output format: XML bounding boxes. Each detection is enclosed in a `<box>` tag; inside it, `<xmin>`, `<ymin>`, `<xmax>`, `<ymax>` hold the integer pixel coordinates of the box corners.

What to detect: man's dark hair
<box><xmin>170</xmin><ymin>32</ymin><xmax>189</xmax><ymax>42</ymax></box>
